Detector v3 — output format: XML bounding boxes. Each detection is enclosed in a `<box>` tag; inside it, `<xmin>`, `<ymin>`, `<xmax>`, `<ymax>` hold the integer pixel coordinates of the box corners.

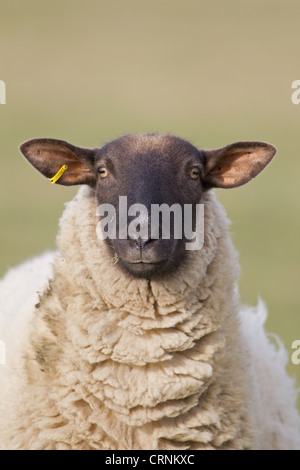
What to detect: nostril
<box><xmin>135</xmin><ymin>237</ymin><xmax>153</xmax><ymax>250</ymax></box>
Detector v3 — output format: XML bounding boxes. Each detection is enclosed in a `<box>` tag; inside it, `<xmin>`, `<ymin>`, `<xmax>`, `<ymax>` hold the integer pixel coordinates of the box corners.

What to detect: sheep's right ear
<box><xmin>19</xmin><ymin>138</ymin><xmax>97</xmax><ymax>186</ymax></box>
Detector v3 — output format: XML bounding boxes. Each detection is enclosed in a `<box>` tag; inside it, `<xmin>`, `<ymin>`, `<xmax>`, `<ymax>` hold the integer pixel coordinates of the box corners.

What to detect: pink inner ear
<box><xmin>24</xmin><ymin>142</ymin><xmax>96</xmax><ymax>186</ymax></box>
<box><xmin>39</xmin><ymin>147</ymin><xmax>79</xmax><ymax>166</ymax></box>
<box><xmin>53</xmin><ymin>160</ymin><xmax>95</xmax><ymax>185</ymax></box>
<box><xmin>34</xmin><ymin>148</ymin><xmax>88</xmax><ymax>182</ymax></box>
<box><xmin>212</xmin><ymin>152</ymin><xmax>251</xmax><ymax>184</ymax></box>
<box><xmin>207</xmin><ymin>145</ymin><xmax>274</xmax><ymax>188</ymax></box>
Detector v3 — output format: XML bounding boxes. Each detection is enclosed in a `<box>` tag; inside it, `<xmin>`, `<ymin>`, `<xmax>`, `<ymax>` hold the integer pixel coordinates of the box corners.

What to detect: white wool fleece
<box><xmin>0</xmin><ymin>186</ymin><xmax>299</xmax><ymax>450</ymax></box>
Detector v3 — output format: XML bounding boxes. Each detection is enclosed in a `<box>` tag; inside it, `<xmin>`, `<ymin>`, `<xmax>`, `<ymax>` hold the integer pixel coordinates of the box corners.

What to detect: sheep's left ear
<box><xmin>19</xmin><ymin>138</ymin><xmax>97</xmax><ymax>186</ymax></box>
<box><xmin>202</xmin><ymin>141</ymin><xmax>276</xmax><ymax>189</ymax></box>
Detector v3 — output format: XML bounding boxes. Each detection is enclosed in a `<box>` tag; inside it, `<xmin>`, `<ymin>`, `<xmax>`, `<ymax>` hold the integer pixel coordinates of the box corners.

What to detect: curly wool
<box><xmin>0</xmin><ymin>186</ymin><xmax>299</xmax><ymax>449</ymax></box>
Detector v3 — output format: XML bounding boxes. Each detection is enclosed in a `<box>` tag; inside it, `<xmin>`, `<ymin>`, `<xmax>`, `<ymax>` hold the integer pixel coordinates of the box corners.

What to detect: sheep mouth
<box><xmin>118</xmin><ymin>257</ymin><xmax>170</xmax><ymax>278</ymax></box>
<box><xmin>123</xmin><ymin>259</ymin><xmax>168</xmax><ymax>265</ymax></box>
<box><xmin>106</xmin><ymin>239</ymin><xmax>179</xmax><ymax>278</ymax></box>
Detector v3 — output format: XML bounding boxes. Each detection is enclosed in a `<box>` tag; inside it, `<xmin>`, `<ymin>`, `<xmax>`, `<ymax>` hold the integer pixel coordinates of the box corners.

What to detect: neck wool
<box><xmin>21</xmin><ymin>187</ymin><xmax>253</xmax><ymax>449</ymax></box>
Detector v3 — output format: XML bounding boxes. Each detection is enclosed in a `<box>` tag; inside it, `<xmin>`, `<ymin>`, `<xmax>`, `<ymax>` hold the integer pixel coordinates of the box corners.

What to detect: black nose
<box><xmin>135</xmin><ymin>237</ymin><xmax>154</xmax><ymax>250</ymax></box>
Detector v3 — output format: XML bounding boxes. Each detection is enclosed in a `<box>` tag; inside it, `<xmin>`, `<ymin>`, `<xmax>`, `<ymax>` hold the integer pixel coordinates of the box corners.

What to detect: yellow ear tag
<box><xmin>49</xmin><ymin>164</ymin><xmax>68</xmax><ymax>184</ymax></box>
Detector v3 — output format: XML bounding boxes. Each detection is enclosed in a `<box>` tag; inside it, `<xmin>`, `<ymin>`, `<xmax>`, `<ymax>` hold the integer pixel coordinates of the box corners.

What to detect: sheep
<box><xmin>0</xmin><ymin>133</ymin><xmax>299</xmax><ymax>450</ymax></box>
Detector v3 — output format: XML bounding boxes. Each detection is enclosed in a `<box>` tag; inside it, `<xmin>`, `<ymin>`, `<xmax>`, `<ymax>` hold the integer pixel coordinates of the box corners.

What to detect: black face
<box><xmin>93</xmin><ymin>134</ymin><xmax>205</xmax><ymax>279</ymax></box>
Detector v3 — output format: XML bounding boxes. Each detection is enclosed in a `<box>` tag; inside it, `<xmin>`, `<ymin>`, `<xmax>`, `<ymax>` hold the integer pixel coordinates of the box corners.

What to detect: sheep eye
<box><xmin>98</xmin><ymin>167</ymin><xmax>108</xmax><ymax>178</ymax></box>
<box><xmin>189</xmin><ymin>168</ymin><xmax>200</xmax><ymax>179</ymax></box>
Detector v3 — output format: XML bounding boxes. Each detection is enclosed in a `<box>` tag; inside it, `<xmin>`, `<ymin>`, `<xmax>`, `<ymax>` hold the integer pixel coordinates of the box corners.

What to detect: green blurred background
<box><xmin>0</xmin><ymin>0</ymin><xmax>299</xmax><ymax>406</ymax></box>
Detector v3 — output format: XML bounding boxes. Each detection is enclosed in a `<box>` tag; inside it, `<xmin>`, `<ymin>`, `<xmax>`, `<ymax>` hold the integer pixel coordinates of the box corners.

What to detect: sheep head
<box><xmin>20</xmin><ymin>134</ymin><xmax>276</xmax><ymax>279</ymax></box>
